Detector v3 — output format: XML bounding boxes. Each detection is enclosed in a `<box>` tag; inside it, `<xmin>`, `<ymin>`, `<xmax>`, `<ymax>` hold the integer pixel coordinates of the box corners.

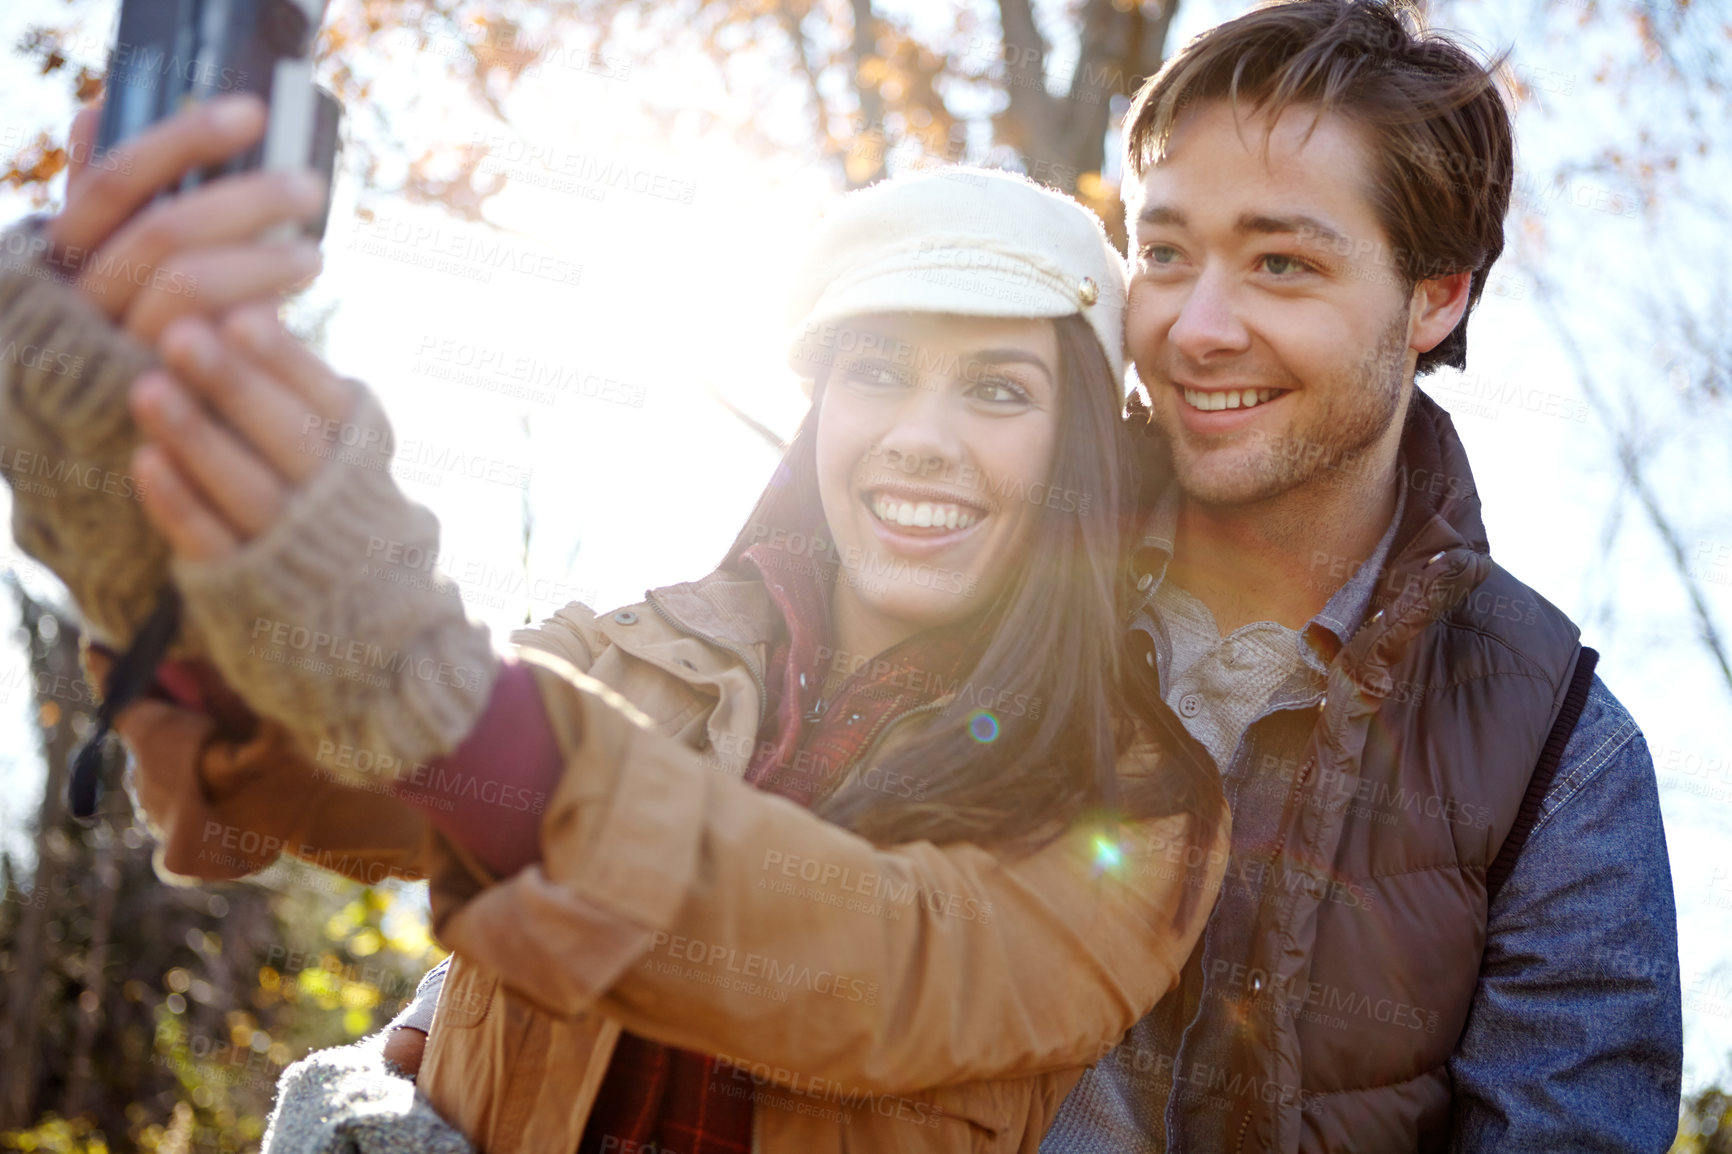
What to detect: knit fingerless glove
<box><xmin>171</xmin><ymin>383</ymin><xmax>500</xmax><ymax>781</ymax></box>
<box><xmin>0</xmin><ymin>218</ymin><xmax>178</xmax><ymax>649</ymax></box>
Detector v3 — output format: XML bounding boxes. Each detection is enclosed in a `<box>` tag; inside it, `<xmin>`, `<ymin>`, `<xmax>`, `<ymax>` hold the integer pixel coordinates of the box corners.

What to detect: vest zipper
<box><xmin>1266</xmin><ymin>753</ymin><xmax>1316</xmax><ymax>864</ymax></box>
<box><xmin>1237</xmin><ymin>718</ymin><xmax>1319</xmax><ymax>1154</ymax></box>
<box><xmin>645</xmin><ymin>591</ymin><xmax>769</xmax><ymax>732</ymax></box>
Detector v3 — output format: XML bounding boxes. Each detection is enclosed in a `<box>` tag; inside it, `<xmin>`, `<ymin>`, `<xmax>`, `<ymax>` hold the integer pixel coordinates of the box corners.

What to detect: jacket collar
<box><xmin>645</xmin><ymin>569</ymin><xmax>782</xmax><ymax>683</ymax></box>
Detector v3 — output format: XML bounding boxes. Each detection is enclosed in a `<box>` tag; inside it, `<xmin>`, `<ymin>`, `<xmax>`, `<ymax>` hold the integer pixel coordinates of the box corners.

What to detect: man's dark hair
<box><xmin>1125</xmin><ymin>0</ymin><xmax>1513</xmax><ymax>374</ymax></box>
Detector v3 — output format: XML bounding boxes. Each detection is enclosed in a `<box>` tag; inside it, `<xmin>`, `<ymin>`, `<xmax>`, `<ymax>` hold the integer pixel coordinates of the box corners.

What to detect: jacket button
<box><xmin>1179</xmin><ymin>694</ymin><xmax>1201</xmax><ymax>718</ymax></box>
<box><xmin>613</xmin><ymin>610</ymin><xmax>638</xmax><ymax>625</ymax></box>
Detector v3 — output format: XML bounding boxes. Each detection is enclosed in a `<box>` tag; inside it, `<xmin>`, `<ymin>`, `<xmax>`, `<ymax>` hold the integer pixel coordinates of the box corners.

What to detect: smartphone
<box><xmin>94</xmin><ymin>0</ymin><xmax>342</xmax><ymax>241</ymax></box>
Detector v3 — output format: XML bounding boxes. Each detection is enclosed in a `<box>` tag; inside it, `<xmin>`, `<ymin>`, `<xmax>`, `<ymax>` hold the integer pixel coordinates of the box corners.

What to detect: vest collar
<box><xmin>1341</xmin><ymin>391</ymin><xmax>1497</xmax><ymax>693</ymax></box>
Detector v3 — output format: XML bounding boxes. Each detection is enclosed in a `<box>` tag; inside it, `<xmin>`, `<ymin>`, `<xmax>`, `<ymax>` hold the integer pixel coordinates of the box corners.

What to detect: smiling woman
<box><xmin>750</xmin><ymin>306</ymin><xmax>1168</xmax><ymax>852</ymax></box>
<box><xmin>818</xmin><ymin>312</ymin><xmax>1061</xmax><ymax>649</ymax></box>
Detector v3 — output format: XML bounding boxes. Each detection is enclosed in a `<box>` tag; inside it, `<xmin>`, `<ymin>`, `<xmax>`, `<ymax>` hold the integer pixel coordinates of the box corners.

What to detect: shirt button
<box><xmin>1136</xmin><ymin>572</ymin><xmax>1154</xmax><ymax>592</ymax></box>
<box><xmin>1145</xmin><ymin>650</ymin><xmax>1156</xmax><ymax>668</ymax></box>
<box><xmin>1250</xmin><ymin>974</ymin><xmax>1264</xmax><ymax>994</ymax></box>
<box><xmin>613</xmin><ymin>610</ymin><xmax>638</xmax><ymax>625</ymax></box>
<box><xmin>1179</xmin><ymin>694</ymin><xmax>1202</xmax><ymax>718</ymax></box>
<box><xmin>798</xmin><ymin>673</ymin><xmax>808</xmax><ymax>689</ymax></box>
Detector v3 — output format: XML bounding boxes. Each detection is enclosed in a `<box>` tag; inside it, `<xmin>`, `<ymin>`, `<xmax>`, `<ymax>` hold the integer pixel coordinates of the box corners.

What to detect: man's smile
<box><xmin>1178</xmin><ymin>385</ymin><xmax>1289</xmax><ymax>412</ymax></box>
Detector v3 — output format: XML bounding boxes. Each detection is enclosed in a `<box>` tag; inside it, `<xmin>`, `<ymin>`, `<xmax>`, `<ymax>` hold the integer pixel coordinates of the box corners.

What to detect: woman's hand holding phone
<box><xmin>0</xmin><ymin>94</ymin><xmax>325</xmax><ymax>651</ymax></box>
<box><xmin>0</xmin><ymin>95</ymin><xmax>313</xmax><ymax>648</ymax></box>
<box><xmin>130</xmin><ymin>304</ymin><xmax>499</xmax><ymax>786</ymax></box>
<box><xmin>46</xmin><ymin>93</ymin><xmax>327</xmax><ymax>343</ymax></box>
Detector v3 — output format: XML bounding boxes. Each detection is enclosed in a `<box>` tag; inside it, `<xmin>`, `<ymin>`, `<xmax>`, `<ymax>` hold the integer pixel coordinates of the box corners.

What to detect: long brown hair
<box><xmin>724</xmin><ymin>314</ymin><xmax>1223</xmax><ymax>918</ymax></box>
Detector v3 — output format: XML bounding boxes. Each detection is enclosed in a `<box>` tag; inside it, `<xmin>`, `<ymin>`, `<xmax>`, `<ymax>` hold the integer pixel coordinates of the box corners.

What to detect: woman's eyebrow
<box><xmin>967</xmin><ymin>349</ymin><xmax>1054</xmax><ymax>383</ymax></box>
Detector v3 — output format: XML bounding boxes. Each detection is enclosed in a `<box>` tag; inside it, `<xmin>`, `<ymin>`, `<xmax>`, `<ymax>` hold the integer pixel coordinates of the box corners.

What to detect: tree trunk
<box><xmin>0</xmin><ymin>586</ymin><xmax>82</xmax><ymax>1127</ymax></box>
<box><xmin>1010</xmin><ymin>0</ymin><xmax>1183</xmax><ymax>242</ymax></box>
<box><xmin>62</xmin><ymin>800</ymin><xmax>121</xmax><ymax>1118</ymax></box>
<box><xmin>846</xmin><ymin>0</ymin><xmax>889</xmax><ymax>186</ymax></box>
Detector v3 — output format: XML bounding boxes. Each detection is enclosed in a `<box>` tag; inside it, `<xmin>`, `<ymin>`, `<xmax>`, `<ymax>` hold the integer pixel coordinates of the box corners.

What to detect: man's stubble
<box><xmin>1156</xmin><ymin>308</ymin><xmax>1412</xmax><ymax>537</ymax></box>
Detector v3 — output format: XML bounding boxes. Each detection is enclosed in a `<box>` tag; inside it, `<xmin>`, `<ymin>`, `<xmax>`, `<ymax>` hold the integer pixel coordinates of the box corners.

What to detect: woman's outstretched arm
<box><xmin>113</xmin><ymin>612</ymin><xmax>1228</xmax><ymax>1097</ymax></box>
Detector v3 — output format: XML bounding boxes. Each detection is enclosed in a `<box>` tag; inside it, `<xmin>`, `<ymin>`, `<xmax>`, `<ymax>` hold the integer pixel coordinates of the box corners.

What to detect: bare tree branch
<box><xmin>774</xmin><ymin>2</ymin><xmax>844</xmax><ymax>178</ymax></box>
<box><xmin>708</xmin><ymin>387</ymin><xmax>788</xmax><ymax>452</ymax></box>
<box><xmin>1521</xmin><ymin>259</ymin><xmax>1732</xmax><ymax>700</ymax></box>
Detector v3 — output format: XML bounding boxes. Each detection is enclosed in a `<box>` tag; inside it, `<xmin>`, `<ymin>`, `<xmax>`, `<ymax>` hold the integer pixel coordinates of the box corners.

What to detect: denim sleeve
<box><xmin>388</xmin><ymin>955</ymin><xmax>452</xmax><ymax>1035</ymax></box>
<box><xmin>1449</xmin><ymin>677</ymin><xmax>1682</xmax><ymax>1153</ymax></box>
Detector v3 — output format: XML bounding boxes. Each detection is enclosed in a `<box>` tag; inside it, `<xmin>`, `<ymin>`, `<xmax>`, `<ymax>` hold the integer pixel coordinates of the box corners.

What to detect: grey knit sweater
<box><xmin>261</xmin><ymin>1037</ymin><xmax>474</xmax><ymax>1154</ymax></box>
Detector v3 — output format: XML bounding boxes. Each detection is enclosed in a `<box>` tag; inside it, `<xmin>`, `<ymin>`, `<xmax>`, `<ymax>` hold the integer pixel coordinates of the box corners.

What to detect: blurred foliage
<box><xmin>1674</xmin><ymin>1084</ymin><xmax>1732</xmax><ymax>1153</ymax></box>
<box><xmin>0</xmin><ymin>0</ymin><xmax>1184</xmax><ymax>239</ymax></box>
<box><xmin>0</xmin><ymin>582</ymin><xmax>442</xmax><ymax>1152</ymax></box>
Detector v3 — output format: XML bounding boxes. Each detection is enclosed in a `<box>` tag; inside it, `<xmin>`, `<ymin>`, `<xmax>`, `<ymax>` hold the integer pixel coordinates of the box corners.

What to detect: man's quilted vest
<box><xmin>1125</xmin><ymin>394</ymin><xmax>1584</xmax><ymax>1152</ymax></box>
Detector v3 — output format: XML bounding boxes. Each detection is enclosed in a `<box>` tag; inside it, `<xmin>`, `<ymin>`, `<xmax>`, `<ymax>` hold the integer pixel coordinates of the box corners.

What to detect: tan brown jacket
<box><xmin>122</xmin><ymin>568</ymin><xmax>1228</xmax><ymax>1153</ymax></box>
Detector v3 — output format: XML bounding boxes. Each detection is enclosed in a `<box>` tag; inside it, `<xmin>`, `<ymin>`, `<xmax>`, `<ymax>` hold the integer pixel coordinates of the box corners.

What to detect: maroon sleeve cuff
<box><xmin>134</xmin><ymin>654</ymin><xmax>560</xmax><ymax>878</ymax></box>
<box><xmin>388</xmin><ymin>657</ymin><xmax>561</xmax><ymax>878</ymax></box>
<box><xmin>140</xmin><ymin>655</ymin><xmax>262</xmax><ymax>738</ymax></box>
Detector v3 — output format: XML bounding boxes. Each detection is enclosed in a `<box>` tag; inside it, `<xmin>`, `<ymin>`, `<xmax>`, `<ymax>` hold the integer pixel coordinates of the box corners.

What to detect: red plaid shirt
<box><xmin>577</xmin><ymin>544</ymin><xmax>974</xmax><ymax>1154</ymax></box>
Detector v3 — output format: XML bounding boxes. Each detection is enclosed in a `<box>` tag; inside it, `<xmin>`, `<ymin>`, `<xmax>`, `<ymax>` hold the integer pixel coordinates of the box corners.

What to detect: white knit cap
<box><xmin>787</xmin><ymin>167</ymin><xmax>1128</xmax><ymax>386</ymax></box>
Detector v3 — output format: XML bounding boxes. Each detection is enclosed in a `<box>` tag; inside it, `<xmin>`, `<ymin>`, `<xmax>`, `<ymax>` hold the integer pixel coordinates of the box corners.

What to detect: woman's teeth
<box><xmin>1182</xmin><ymin>387</ymin><xmax>1282</xmax><ymax>412</ymax></box>
<box><xmin>871</xmin><ymin>495</ymin><xmax>977</xmax><ymax>531</ymax></box>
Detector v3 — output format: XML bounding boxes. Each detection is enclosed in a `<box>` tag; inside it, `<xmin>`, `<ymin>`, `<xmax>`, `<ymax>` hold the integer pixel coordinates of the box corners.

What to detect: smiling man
<box><xmin>1041</xmin><ymin>2</ymin><xmax>1682</xmax><ymax>1151</ymax></box>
